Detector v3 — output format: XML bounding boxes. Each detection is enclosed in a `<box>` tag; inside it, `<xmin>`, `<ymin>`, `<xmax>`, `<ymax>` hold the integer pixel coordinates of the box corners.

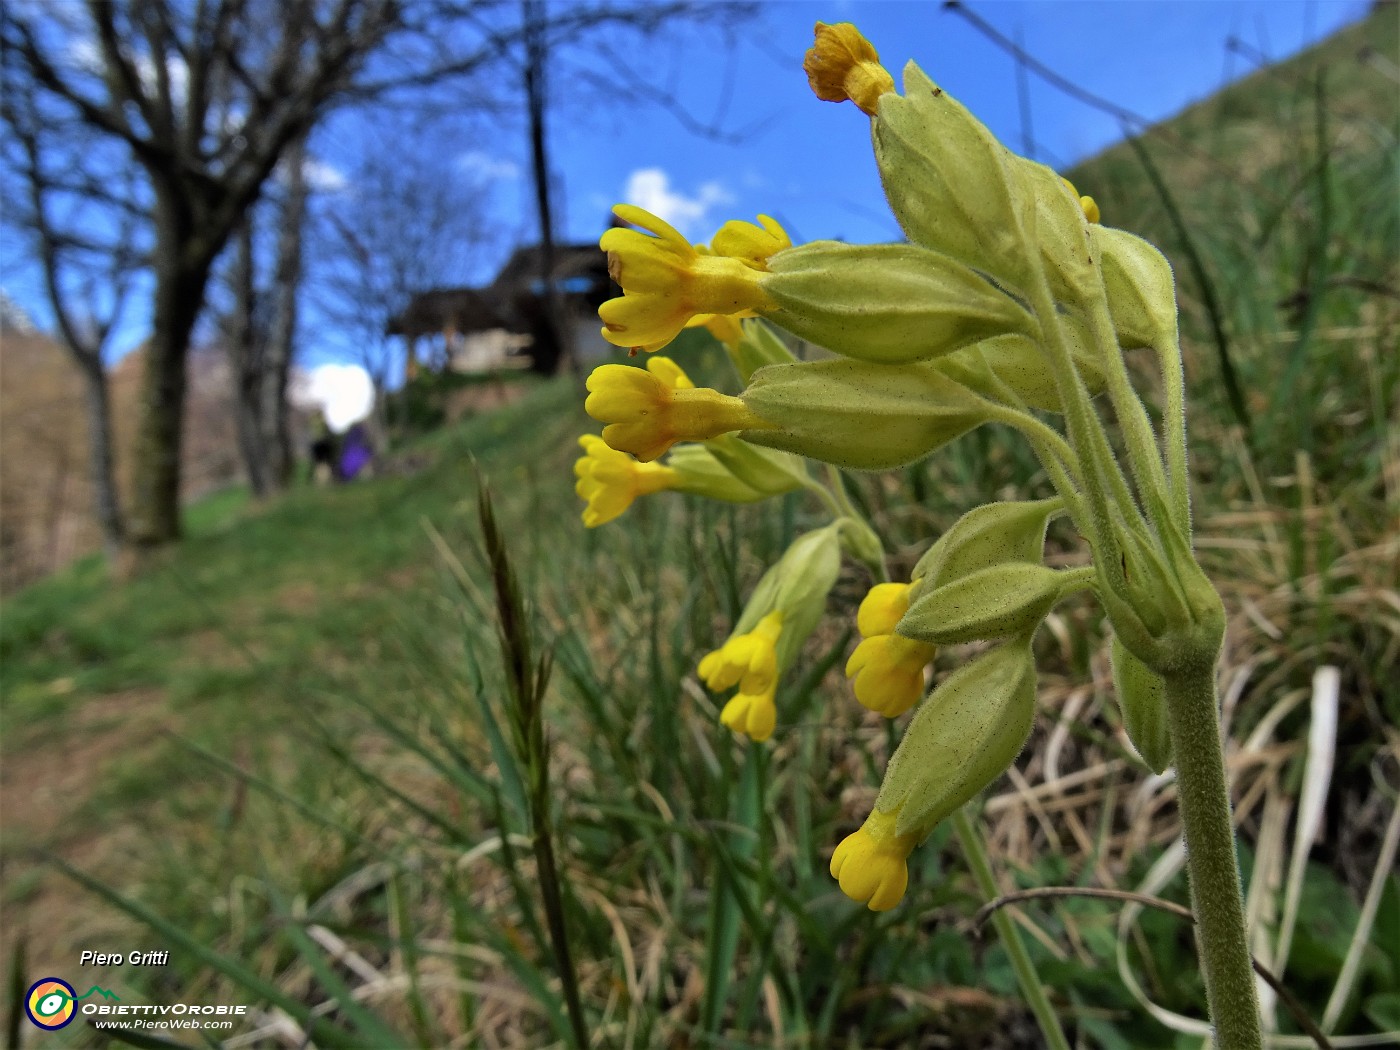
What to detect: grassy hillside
<box><xmin>2</xmin><ymin>7</ymin><xmax>1397</xmax><ymax>1047</ymax></box>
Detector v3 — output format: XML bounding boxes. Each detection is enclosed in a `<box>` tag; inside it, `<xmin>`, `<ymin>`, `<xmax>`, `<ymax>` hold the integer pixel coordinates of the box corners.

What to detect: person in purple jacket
<box><xmin>337</xmin><ymin>422</ymin><xmax>374</xmax><ymax>481</ymax></box>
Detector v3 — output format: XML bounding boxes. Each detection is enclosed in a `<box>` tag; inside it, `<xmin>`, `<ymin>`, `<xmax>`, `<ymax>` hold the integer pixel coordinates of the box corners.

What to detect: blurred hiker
<box><xmin>309</xmin><ymin>411</ymin><xmax>336</xmax><ymax>486</ymax></box>
<box><xmin>338</xmin><ymin>422</ymin><xmax>374</xmax><ymax>481</ymax></box>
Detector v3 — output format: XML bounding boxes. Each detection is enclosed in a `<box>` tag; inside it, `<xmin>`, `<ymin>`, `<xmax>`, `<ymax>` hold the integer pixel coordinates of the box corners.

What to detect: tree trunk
<box><xmin>523</xmin><ymin>0</ymin><xmax>574</xmax><ymax>377</ymax></box>
<box><xmin>261</xmin><ymin>133</ymin><xmax>308</xmax><ymax>490</ymax></box>
<box><xmin>127</xmin><ymin>196</ymin><xmax>213</xmax><ymax>548</ymax></box>
<box><xmin>225</xmin><ymin>218</ymin><xmax>273</xmax><ymax>498</ymax></box>
<box><xmin>74</xmin><ymin>354</ymin><xmax>125</xmax><ymax>560</ymax></box>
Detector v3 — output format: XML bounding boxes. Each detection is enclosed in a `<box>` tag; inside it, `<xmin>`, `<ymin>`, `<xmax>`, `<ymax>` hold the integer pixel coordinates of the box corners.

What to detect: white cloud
<box><xmin>301</xmin><ymin>157</ymin><xmax>348</xmax><ymax>193</ymax></box>
<box><xmin>622</xmin><ymin>169</ymin><xmax>733</xmax><ymax>240</ymax></box>
<box><xmin>458</xmin><ymin>151</ymin><xmax>521</xmax><ymax>182</ymax></box>
<box><xmin>289</xmin><ymin>363</ymin><xmax>374</xmax><ymax>433</ymax></box>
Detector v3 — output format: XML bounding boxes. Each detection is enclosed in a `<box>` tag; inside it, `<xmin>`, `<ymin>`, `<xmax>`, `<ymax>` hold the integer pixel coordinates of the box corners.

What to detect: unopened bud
<box><xmin>872</xmin><ymin>64</ymin><xmax>1026</xmax><ymax>284</ymax></box>
<box><xmin>900</xmin><ymin>563</ymin><xmax>1064</xmax><ymax>645</ymax></box>
<box><xmin>877</xmin><ymin>640</ymin><xmax>1037</xmax><ymax>837</ymax></box>
<box><xmin>911</xmin><ymin>497</ymin><xmax>1062</xmax><ymax>593</ymax></box>
<box><xmin>740</xmin><ymin>358</ymin><xmax>988</xmax><ymax>471</ymax></box>
<box><xmin>764</xmin><ymin>241</ymin><xmax>1034</xmax><ymax>365</ymax></box>
<box><xmin>1111</xmin><ymin>635</ymin><xmax>1173</xmax><ymax>773</ymax></box>
<box><xmin>1096</xmin><ymin>226</ymin><xmax>1178</xmax><ymax>350</ymax></box>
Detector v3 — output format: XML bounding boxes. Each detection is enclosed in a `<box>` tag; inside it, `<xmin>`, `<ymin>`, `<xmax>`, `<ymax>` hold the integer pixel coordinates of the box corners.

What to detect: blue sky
<box><xmin>471</xmin><ymin>1</ymin><xmax>1366</xmax><ymax>254</ymax></box>
<box><xmin>2</xmin><ymin>1</ymin><xmax>1372</xmax><ymax>375</ymax></box>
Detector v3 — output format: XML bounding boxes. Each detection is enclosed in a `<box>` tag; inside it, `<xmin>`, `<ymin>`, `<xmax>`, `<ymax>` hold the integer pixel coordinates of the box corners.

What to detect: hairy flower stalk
<box><xmin>577</xmin><ymin>19</ymin><xmax>1260</xmax><ymax>1047</ymax></box>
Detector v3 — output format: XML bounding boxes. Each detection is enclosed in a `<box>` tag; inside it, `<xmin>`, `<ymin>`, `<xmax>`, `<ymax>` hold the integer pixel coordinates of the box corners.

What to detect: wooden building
<box><xmin>387</xmin><ymin>242</ymin><xmax>614</xmax><ymax>378</ymax></box>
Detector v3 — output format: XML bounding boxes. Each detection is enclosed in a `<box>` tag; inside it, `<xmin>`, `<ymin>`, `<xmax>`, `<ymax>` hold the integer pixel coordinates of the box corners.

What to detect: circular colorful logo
<box><xmin>26</xmin><ymin>977</ymin><xmax>77</xmax><ymax>1030</ymax></box>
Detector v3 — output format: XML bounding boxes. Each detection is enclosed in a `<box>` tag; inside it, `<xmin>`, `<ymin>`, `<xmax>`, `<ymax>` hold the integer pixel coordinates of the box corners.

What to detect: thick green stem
<box><xmin>1162</xmin><ymin>663</ymin><xmax>1262</xmax><ymax>1050</ymax></box>
<box><xmin>1024</xmin><ymin>273</ymin><xmax>1133</xmax><ymax>598</ymax></box>
<box><xmin>1084</xmin><ymin>297</ymin><xmax>1178</xmax><ymax>538</ymax></box>
<box><xmin>1153</xmin><ymin>330</ymin><xmax>1193</xmax><ymax>539</ymax></box>
<box><xmin>953</xmin><ymin>809</ymin><xmax>1071</xmax><ymax>1050</ymax></box>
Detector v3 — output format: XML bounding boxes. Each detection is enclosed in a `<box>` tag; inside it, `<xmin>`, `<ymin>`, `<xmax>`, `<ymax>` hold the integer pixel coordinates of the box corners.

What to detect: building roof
<box><xmin>387</xmin><ymin>242</ymin><xmax>611</xmax><ymax>339</ymax></box>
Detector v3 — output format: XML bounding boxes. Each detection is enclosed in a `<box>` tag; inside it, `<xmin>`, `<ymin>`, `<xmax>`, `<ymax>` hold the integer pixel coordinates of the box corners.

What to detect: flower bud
<box><xmin>899</xmin><ymin>563</ymin><xmax>1065</xmax><ymax>645</ymax></box>
<box><xmin>726</xmin><ymin>525</ymin><xmax>843</xmax><ymax>672</ymax></box>
<box><xmin>1095</xmin><ymin>226</ymin><xmax>1178</xmax><ymax>350</ymax></box>
<box><xmin>872</xmin><ymin>64</ymin><xmax>1026</xmax><ymax>283</ymax></box>
<box><xmin>662</xmin><ymin>445</ymin><xmax>769</xmax><ymax>504</ymax></box>
<box><xmin>876</xmin><ymin>640</ymin><xmax>1037</xmax><ymax>837</ymax></box>
<box><xmin>1116</xmin><ymin>522</ymin><xmax>1192</xmax><ymax>638</ymax></box>
<box><xmin>1110</xmin><ymin>635</ymin><xmax>1173</xmax><ymax>774</ymax></box>
<box><xmin>740</xmin><ymin>358</ymin><xmax>988</xmax><ymax>471</ymax></box>
<box><xmin>804</xmin><ymin>22</ymin><xmax>896</xmax><ymax>117</ymax></box>
<box><xmin>830</xmin><ymin>806</ymin><xmax>919</xmax><ymax>911</ymax></box>
<box><xmin>936</xmin><ymin>333</ymin><xmax>1108</xmax><ymax>414</ymax></box>
<box><xmin>1014</xmin><ymin>158</ymin><xmax>1097</xmax><ymax>303</ymax></box>
<box><xmin>701</xmin><ymin>434</ymin><xmax>809</xmax><ymax>497</ymax></box>
<box><xmin>911</xmin><ymin>497</ymin><xmax>1062</xmax><ymax>593</ymax></box>
<box><xmin>726</xmin><ymin>317</ymin><xmax>797</xmax><ymax>384</ymax></box>
<box><xmin>763</xmin><ymin>241</ymin><xmax>1034</xmax><ymax>364</ymax></box>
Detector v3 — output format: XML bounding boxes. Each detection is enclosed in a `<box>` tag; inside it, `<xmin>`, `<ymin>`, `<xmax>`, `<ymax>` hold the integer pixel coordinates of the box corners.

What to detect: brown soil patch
<box><xmin>0</xmin><ymin>687</ymin><xmax>174</xmax><ymax>978</ymax></box>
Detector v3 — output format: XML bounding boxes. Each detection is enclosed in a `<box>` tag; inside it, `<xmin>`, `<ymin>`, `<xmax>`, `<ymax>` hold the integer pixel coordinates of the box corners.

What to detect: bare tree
<box><xmin>0</xmin><ymin>83</ymin><xmax>145</xmax><ymax>561</ymax></box>
<box><xmin>309</xmin><ymin>123</ymin><xmax>493</xmax><ymax>437</ymax></box>
<box><xmin>218</xmin><ymin>134</ymin><xmax>308</xmax><ymax>497</ymax></box>
<box><xmin>2</xmin><ymin>0</ymin><xmax>399</xmax><ymax>551</ymax></box>
<box><xmin>2</xmin><ymin>0</ymin><xmax>750</xmax><ymax>553</ymax></box>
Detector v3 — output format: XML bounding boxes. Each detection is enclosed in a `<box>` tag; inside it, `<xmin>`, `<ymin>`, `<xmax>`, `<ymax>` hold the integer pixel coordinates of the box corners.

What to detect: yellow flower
<box><xmin>584</xmin><ymin>363</ymin><xmax>770</xmax><ymax>462</ymax></box>
<box><xmin>711</xmin><ymin>215</ymin><xmax>791</xmax><ymax>269</ymax></box>
<box><xmin>1060</xmin><ymin>176</ymin><xmax>1101</xmax><ymax>225</ymax></box>
<box><xmin>573</xmin><ymin>435</ymin><xmax>677</xmax><ymax>527</ymax></box>
<box><xmin>846</xmin><ymin>582</ymin><xmax>936</xmax><ymax>718</ymax></box>
<box><xmin>830</xmin><ymin>806</ymin><xmax>919</xmax><ymax>911</ymax></box>
<box><xmin>719</xmin><ymin>682</ymin><xmax>778</xmax><ymax>743</ymax></box>
<box><xmin>644</xmin><ymin>355</ymin><xmax>694</xmax><ymax>390</ymax></box>
<box><xmin>699</xmin><ymin>611</ymin><xmax>783</xmax><ymax>695</ymax></box>
<box><xmin>685</xmin><ymin>312</ymin><xmax>748</xmax><ymax>347</ymax></box>
<box><xmin>598</xmin><ymin>205</ymin><xmax>781</xmax><ymax>352</ymax></box>
<box><xmin>856</xmin><ymin>582</ymin><xmax>914</xmax><ymax>636</ymax></box>
<box><xmin>804</xmin><ymin>22</ymin><xmax>896</xmax><ymax>117</ymax></box>
<box><xmin>701</xmin><ymin>612</ymin><xmax>786</xmax><ymax>743</ymax></box>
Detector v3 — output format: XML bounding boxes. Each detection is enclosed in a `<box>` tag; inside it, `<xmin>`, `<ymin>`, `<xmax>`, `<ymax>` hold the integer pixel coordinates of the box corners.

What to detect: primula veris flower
<box><xmin>739</xmin><ymin>357</ymin><xmax>988</xmax><ymax>471</ymax></box>
<box><xmin>686</xmin><ymin>312</ymin><xmax>747</xmax><ymax>347</ymax></box>
<box><xmin>911</xmin><ymin>498</ymin><xmax>1062</xmax><ymax>595</ymax></box>
<box><xmin>644</xmin><ymin>354</ymin><xmax>694</xmax><ymax>390</ymax></box>
<box><xmin>1096</xmin><ymin>226</ymin><xmax>1178</xmax><ymax>350</ymax></box>
<box><xmin>585</xmin><ymin>362</ymin><xmax>770</xmax><ymax>462</ymax></box>
<box><xmin>846</xmin><ymin>635</ymin><xmax>935</xmax><ymax>718</ymax></box>
<box><xmin>598</xmin><ymin>205</ymin><xmax>781</xmax><ymax>352</ymax></box>
<box><xmin>574</xmin><ymin>435</ymin><xmax>677</xmax><ymax>527</ymax></box>
<box><xmin>846</xmin><ymin>582</ymin><xmax>935</xmax><ymax>718</ymax></box>
<box><xmin>720</xmin><ymin>682</ymin><xmax>778</xmax><ymax>742</ymax></box>
<box><xmin>1111</xmin><ymin>635</ymin><xmax>1173</xmax><ymax>774</ymax></box>
<box><xmin>711</xmin><ymin>215</ymin><xmax>791</xmax><ymax>268</ymax></box>
<box><xmin>804</xmin><ymin>22</ymin><xmax>896</xmax><ymax>117</ymax></box>
<box><xmin>856</xmin><ymin>582</ymin><xmax>914</xmax><ymax>636</ymax></box>
<box><xmin>830</xmin><ymin>806</ymin><xmax>919</xmax><ymax>911</ymax></box>
<box><xmin>699</xmin><ymin>611</ymin><xmax>783</xmax><ymax>696</ymax></box>
<box><xmin>1060</xmin><ymin>176</ymin><xmax>1101</xmax><ymax>225</ymax></box>
<box><xmin>877</xmin><ymin>640</ymin><xmax>1037</xmax><ymax>838</ymax></box>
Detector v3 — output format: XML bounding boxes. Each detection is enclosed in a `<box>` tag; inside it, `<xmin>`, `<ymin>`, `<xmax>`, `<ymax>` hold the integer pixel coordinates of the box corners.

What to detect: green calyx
<box><xmin>664</xmin><ymin>445</ymin><xmax>769</xmax><ymax>504</ymax></box>
<box><xmin>873</xmin><ymin>63</ymin><xmax>1026</xmax><ymax>285</ymax></box>
<box><xmin>730</xmin><ymin>525</ymin><xmax>843</xmax><ymax>672</ymax></box>
<box><xmin>911</xmin><ymin>497</ymin><xmax>1063</xmax><ymax>594</ymax></box>
<box><xmin>900</xmin><ymin>562</ymin><xmax>1066</xmax><ymax>646</ymax></box>
<box><xmin>763</xmin><ymin>241</ymin><xmax>1034</xmax><ymax>365</ymax></box>
<box><xmin>739</xmin><ymin>357</ymin><xmax>988</xmax><ymax>470</ymax></box>
<box><xmin>1110</xmin><ymin>634</ymin><xmax>1173</xmax><ymax>774</ymax></box>
<box><xmin>876</xmin><ymin>639</ymin><xmax>1037</xmax><ymax>839</ymax></box>
<box><xmin>728</xmin><ymin>318</ymin><xmax>797</xmax><ymax>384</ymax></box>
